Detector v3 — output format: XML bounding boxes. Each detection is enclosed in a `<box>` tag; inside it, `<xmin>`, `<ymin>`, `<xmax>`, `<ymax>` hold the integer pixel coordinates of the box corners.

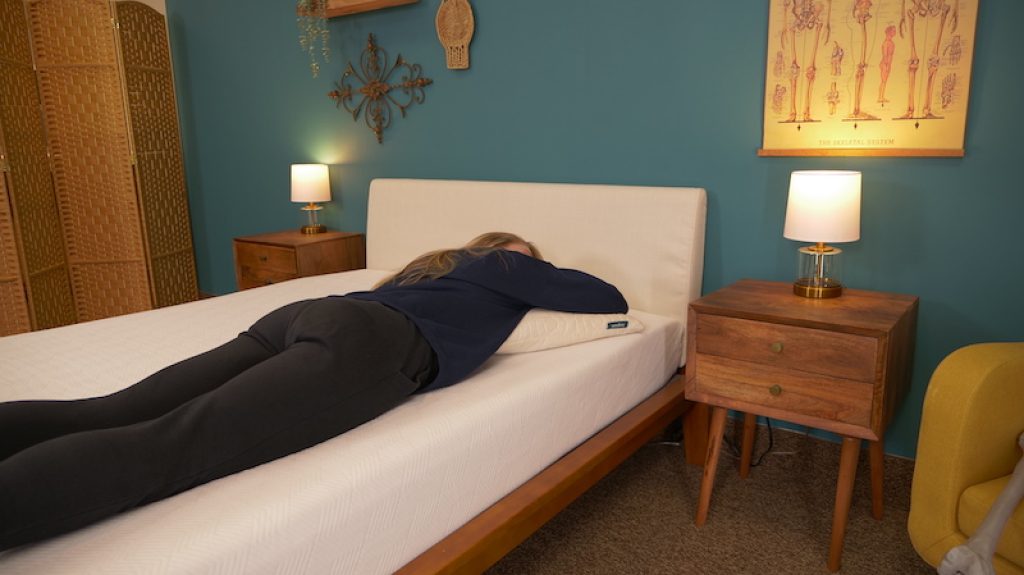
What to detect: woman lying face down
<box><xmin>0</xmin><ymin>231</ymin><xmax>626</xmax><ymax>551</ymax></box>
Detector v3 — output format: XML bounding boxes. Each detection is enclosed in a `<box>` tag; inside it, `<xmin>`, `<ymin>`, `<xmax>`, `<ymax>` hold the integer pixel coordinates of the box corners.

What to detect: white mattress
<box><xmin>0</xmin><ymin>270</ymin><xmax>683</xmax><ymax>574</ymax></box>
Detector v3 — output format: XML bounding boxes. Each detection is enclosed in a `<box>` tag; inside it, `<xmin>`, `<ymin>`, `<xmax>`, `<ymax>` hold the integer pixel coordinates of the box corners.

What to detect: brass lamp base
<box><xmin>793</xmin><ymin>278</ymin><xmax>843</xmax><ymax>299</ymax></box>
<box><xmin>300</xmin><ymin>224</ymin><xmax>325</xmax><ymax>234</ymax></box>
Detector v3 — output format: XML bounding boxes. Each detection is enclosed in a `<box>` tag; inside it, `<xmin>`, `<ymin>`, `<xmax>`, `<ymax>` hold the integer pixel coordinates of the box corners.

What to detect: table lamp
<box><xmin>291</xmin><ymin>163</ymin><xmax>331</xmax><ymax>234</ymax></box>
<box><xmin>783</xmin><ymin>170</ymin><xmax>861</xmax><ymax>298</ymax></box>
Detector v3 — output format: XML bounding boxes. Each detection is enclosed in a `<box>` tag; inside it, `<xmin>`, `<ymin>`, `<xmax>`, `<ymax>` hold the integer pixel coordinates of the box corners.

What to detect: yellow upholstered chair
<box><xmin>909</xmin><ymin>343</ymin><xmax>1024</xmax><ymax>574</ymax></box>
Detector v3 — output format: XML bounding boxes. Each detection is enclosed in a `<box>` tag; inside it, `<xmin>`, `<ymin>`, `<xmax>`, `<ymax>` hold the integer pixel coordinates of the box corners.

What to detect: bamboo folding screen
<box><xmin>0</xmin><ymin>0</ymin><xmax>196</xmax><ymax>335</ymax></box>
<box><xmin>0</xmin><ymin>0</ymin><xmax>76</xmax><ymax>335</ymax></box>
<box><xmin>115</xmin><ymin>1</ymin><xmax>197</xmax><ymax>309</ymax></box>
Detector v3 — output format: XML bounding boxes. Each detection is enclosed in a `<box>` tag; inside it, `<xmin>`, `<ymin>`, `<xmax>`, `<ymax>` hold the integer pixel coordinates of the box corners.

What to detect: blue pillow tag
<box><xmin>606</xmin><ymin>320</ymin><xmax>629</xmax><ymax>330</ymax></box>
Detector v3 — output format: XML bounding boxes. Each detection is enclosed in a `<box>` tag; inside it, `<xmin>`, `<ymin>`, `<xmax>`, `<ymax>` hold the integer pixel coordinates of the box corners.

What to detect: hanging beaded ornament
<box><xmin>297</xmin><ymin>0</ymin><xmax>329</xmax><ymax>77</ymax></box>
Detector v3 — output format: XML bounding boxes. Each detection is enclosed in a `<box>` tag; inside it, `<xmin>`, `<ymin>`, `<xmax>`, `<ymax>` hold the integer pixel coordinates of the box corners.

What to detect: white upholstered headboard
<box><xmin>366</xmin><ymin>179</ymin><xmax>706</xmax><ymax>357</ymax></box>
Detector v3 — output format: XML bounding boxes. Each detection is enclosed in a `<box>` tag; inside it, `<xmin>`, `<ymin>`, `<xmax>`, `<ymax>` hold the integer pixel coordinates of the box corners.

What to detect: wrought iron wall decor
<box><xmin>328</xmin><ymin>34</ymin><xmax>433</xmax><ymax>143</ymax></box>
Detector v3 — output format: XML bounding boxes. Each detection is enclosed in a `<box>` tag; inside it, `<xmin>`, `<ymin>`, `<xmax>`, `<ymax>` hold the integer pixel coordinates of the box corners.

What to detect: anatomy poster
<box><xmin>760</xmin><ymin>0</ymin><xmax>978</xmax><ymax>157</ymax></box>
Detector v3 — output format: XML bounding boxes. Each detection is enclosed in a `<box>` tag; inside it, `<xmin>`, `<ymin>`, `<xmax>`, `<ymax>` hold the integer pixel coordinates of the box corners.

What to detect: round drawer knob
<box><xmin>259</xmin><ymin>255</ymin><xmax>268</xmax><ymax>262</ymax></box>
<box><xmin>769</xmin><ymin>384</ymin><xmax>783</xmax><ymax>397</ymax></box>
<box><xmin>770</xmin><ymin>342</ymin><xmax>784</xmax><ymax>354</ymax></box>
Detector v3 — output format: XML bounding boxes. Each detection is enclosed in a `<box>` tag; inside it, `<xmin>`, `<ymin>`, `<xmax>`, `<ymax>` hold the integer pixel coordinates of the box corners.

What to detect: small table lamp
<box><xmin>783</xmin><ymin>170</ymin><xmax>861</xmax><ymax>298</ymax></box>
<box><xmin>291</xmin><ymin>163</ymin><xmax>331</xmax><ymax>234</ymax></box>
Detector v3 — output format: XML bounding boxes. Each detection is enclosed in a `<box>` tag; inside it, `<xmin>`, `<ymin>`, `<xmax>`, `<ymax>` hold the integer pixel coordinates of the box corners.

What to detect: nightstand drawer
<box><xmin>236</xmin><ymin>266</ymin><xmax>298</xmax><ymax>290</ymax></box>
<box><xmin>696</xmin><ymin>315</ymin><xmax>878</xmax><ymax>383</ymax></box>
<box><xmin>695</xmin><ymin>354</ymin><xmax>873</xmax><ymax>428</ymax></box>
<box><xmin>234</xmin><ymin>243</ymin><xmax>298</xmax><ymax>274</ymax></box>
<box><xmin>233</xmin><ymin>231</ymin><xmax>366</xmax><ymax>292</ymax></box>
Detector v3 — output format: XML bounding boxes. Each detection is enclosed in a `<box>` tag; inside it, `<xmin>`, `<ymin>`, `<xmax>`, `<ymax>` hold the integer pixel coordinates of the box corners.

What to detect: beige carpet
<box><xmin>487</xmin><ymin>424</ymin><xmax>935</xmax><ymax>574</ymax></box>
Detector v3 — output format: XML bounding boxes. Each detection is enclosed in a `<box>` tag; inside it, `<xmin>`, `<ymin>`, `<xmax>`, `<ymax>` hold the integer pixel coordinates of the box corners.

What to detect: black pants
<box><xmin>0</xmin><ymin>297</ymin><xmax>436</xmax><ymax>551</ymax></box>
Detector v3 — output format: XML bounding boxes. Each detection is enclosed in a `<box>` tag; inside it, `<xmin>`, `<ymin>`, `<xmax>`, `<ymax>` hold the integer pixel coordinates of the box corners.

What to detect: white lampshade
<box><xmin>783</xmin><ymin>170</ymin><xmax>861</xmax><ymax>243</ymax></box>
<box><xmin>290</xmin><ymin>164</ymin><xmax>331</xmax><ymax>203</ymax></box>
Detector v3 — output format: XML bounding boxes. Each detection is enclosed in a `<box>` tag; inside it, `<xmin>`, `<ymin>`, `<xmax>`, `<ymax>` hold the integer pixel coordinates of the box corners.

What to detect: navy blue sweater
<box><xmin>349</xmin><ymin>250</ymin><xmax>627</xmax><ymax>391</ymax></box>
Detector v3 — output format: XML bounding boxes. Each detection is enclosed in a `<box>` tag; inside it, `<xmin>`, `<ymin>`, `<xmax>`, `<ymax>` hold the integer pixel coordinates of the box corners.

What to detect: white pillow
<box><xmin>496</xmin><ymin>309</ymin><xmax>644</xmax><ymax>354</ymax></box>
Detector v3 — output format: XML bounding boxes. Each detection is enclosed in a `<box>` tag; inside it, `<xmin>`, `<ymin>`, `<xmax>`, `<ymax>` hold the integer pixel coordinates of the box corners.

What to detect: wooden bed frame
<box><xmin>398</xmin><ymin>377</ymin><xmax>709</xmax><ymax>574</ymax></box>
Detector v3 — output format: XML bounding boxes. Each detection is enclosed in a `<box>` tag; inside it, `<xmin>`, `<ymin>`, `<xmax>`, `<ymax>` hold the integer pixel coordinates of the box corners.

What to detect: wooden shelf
<box><xmin>325</xmin><ymin>0</ymin><xmax>418</xmax><ymax>18</ymax></box>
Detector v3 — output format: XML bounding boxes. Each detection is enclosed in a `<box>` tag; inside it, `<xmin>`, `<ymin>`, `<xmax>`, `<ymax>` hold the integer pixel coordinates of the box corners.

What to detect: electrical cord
<box><xmin>723</xmin><ymin>417</ymin><xmax>774</xmax><ymax>468</ymax></box>
<box><xmin>651</xmin><ymin>416</ymin><xmax>804</xmax><ymax>466</ymax></box>
<box><xmin>649</xmin><ymin>415</ymin><xmax>775</xmax><ymax>468</ymax></box>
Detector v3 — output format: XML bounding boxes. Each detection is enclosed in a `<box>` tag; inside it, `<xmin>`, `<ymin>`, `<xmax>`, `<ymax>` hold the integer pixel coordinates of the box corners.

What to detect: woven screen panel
<box><xmin>1</xmin><ymin>0</ymin><xmax>76</xmax><ymax>331</ymax></box>
<box><xmin>70</xmin><ymin>261</ymin><xmax>151</xmax><ymax>321</ymax></box>
<box><xmin>0</xmin><ymin>66</ymin><xmax>67</xmax><ymax>274</ymax></box>
<box><xmin>28</xmin><ymin>265</ymin><xmax>76</xmax><ymax>330</ymax></box>
<box><xmin>38</xmin><ymin>66</ymin><xmax>143</xmax><ymax>263</ymax></box>
<box><xmin>1</xmin><ymin>64</ymin><xmax>77</xmax><ymax>328</ymax></box>
<box><xmin>0</xmin><ymin>41</ymin><xmax>24</xmax><ymax>287</ymax></box>
<box><xmin>0</xmin><ymin>166</ymin><xmax>21</xmax><ymax>280</ymax></box>
<box><xmin>0</xmin><ymin>279</ymin><xmax>31</xmax><ymax>336</ymax></box>
<box><xmin>27</xmin><ymin>0</ymin><xmax>118</xmax><ymax>67</ymax></box>
<box><xmin>115</xmin><ymin>1</ymin><xmax>170</xmax><ymax>70</ymax></box>
<box><xmin>0</xmin><ymin>165</ymin><xmax>31</xmax><ymax>335</ymax></box>
<box><xmin>124</xmin><ymin>69</ymin><xmax>179</xmax><ymax>155</ymax></box>
<box><xmin>119</xmin><ymin>0</ymin><xmax>197</xmax><ymax>306</ymax></box>
<box><xmin>30</xmin><ymin>0</ymin><xmax>155</xmax><ymax>320</ymax></box>
<box><xmin>0</xmin><ymin>60</ymin><xmax>40</xmax><ymax>110</ymax></box>
<box><xmin>135</xmin><ymin>152</ymin><xmax>189</xmax><ymax>255</ymax></box>
<box><xmin>0</xmin><ymin>0</ymin><xmax>33</xmax><ymax>63</ymax></box>
<box><xmin>150</xmin><ymin>250</ymin><xmax>198</xmax><ymax>308</ymax></box>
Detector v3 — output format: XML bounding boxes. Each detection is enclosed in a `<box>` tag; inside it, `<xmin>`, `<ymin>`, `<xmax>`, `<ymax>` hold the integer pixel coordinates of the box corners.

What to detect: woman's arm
<box><xmin>454</xmin><ymin>251</ymin><xmax>628</xmax><ymax>313</ymax></box>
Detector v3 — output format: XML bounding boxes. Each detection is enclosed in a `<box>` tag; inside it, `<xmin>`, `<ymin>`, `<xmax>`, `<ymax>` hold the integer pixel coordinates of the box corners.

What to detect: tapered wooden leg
<box><xmin>683</xmin><ymin>401</ymin><xmax>710</xmax><ymax>466</ymax></box>
<box><xmin>828</xmin><ymin>436</ymin><xmax>861</xmax><ymax>572</ymax></box>
<box><xmin>695</xmin><ymin>406</ymin><xmax>728</xmax><ymax>526</ymax></box>
<box><xmin>739</xmin><ymin>412</ymin><xmax>756</xmax><ymax>479</ymax></box>
<box><xmin>869</xmin><ymin>439</ymin><xmax>884</xmax><ymax>520</ymax></box>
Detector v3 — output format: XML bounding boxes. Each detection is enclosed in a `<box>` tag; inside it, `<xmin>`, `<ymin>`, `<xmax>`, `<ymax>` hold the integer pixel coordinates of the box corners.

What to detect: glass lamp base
<box><xmin>793</xmin><ymin>278</ymin><xmax>843</xmax><ymax>298</ymax></box>
<box><xmin>299</xmin><ymin>203</ymin><xmax>325</xmax><ymax>234</ymax></box>
<box><xmin>793</xmin><ymin>244</ymin><xmax>844</xmax><ymax>298</ymax></box>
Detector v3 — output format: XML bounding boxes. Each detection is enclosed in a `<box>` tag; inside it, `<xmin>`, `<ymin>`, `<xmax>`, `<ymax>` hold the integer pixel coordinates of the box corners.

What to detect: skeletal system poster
<box><xmin>760</xmin><ymin>0</ymin><xmax>978</xmax><ymax>156</ymax></box>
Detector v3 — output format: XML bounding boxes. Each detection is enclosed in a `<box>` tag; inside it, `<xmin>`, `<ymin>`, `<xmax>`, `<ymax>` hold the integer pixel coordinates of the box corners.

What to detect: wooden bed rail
<box><xmin>396</xmin><ymin>374</ymin><xmax>708</xmax><ymax>574</ymax></box>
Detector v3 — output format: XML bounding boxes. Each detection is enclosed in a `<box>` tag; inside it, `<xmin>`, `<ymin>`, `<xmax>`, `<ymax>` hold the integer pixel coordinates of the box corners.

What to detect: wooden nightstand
<box><xmin>684</xmin><ymin>279</ymin><xmax>918</xmax><ymax>572</ymax></box>
<box><xmin>233</xmin><ymin>230</ymin><xmax>366</xmax><ymax>290</ymax></box>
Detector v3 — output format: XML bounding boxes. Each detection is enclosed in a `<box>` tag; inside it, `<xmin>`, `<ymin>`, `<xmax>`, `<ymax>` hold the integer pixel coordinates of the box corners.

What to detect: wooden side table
<box><xmin>683</xmin><ymin>279</ymin><xmax>918</xmax><ymax>572</ymax></box>
<box><xmin>233</xmin><ymin>230</ymin><xmax>366</xmax><ymax>290</ymax></box>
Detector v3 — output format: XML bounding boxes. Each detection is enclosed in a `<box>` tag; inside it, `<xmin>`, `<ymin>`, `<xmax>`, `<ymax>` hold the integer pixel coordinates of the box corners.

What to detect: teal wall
<box><xmin>165</xmin><ymin>0</ymin><xmax>1024</xmax><ymax>458</ymax></box>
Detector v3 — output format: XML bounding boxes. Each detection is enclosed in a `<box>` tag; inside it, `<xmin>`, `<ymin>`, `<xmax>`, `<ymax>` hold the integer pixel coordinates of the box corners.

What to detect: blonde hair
<box><xmin>375</xmin><ymin>232</ymin><xmax>541</xmax><ymax>288</ymax></box>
